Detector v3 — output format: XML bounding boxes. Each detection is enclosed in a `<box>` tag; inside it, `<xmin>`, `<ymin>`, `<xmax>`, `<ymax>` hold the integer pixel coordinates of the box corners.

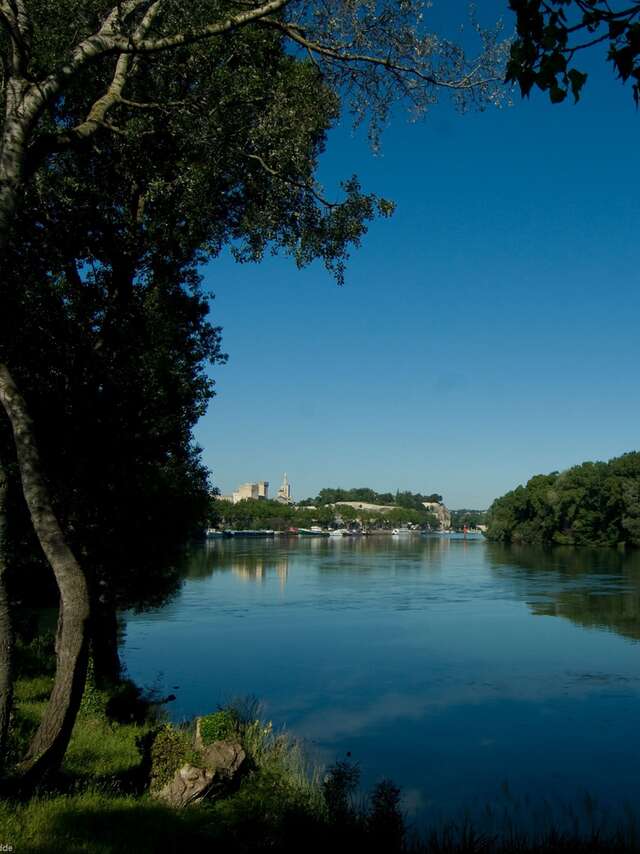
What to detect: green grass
<box><xmin>0</xmin><ymin>790</ymin><xmax>214</xmax><ymax>853</ymax></box>
<box><xmin>9</xmin><ymin>661</ymin><xmax>155</xmax><ymax>790</ymax></box>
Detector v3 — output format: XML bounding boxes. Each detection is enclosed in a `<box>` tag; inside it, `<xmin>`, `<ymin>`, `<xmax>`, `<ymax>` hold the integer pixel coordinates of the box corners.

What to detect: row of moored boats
<box><xmin>205</xmin><ymin>527</ymin><xmax>436</xmax><ymax>539</ymax></box>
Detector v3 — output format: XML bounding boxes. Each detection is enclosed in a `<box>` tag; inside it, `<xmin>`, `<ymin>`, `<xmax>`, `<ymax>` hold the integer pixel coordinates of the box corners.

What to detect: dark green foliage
<box><xmin>198</xmin><ymin>710</ymin><xmax>239</xmax><ymax>745</ymax></box>
<box><xmin>450</xmin><ymin>509</ymin><xmax>487</xmax><ymax>530</ymax></box>
<box><xmin>316</xmin><ymin>487</ymin><xmax>396</xmax><ymax>505</ymax></box>
<box><xmin>212</xmin><ymin>497</ymin><xmax>439</xmax><ymax>530</ymax></box>
<box><xmin>322</xmin><ymin>760</ymin><xmax>360</xmax><ymax>820</ymax></box>
<box><xmin>314</xmin><ymin>487</ymin><xmax>387</xmax><ymax>505</ymax></box>
<box><xmin>213</xmin><ymin>499</ymin><xmax>299</xmax><ymax>531</ymax></box>
<box><xmin>0</xmin><ymin>12</ymin><xmax>399</xmax><ymax>640</ymax></box>
<box><xmin>368</xmin><ymin>779</ymin><xmax>405</xmax><ymax>852</ymax></box>
<box><xmin>309</xmin><ymin>487</ymin><xmax>441</xmax><ymax>508</ymax></box>
<box><xmin>208</xmin><ymin>765</ymin><xmax>323</xmax><ymax>853</ymax></box>
<box><xmin>486</xmin><ymin>451</ymin><xmax>640</xmax><ymax>547</ymax></box>
<box><xmin>507</xmin><ymin>1</ymin><xmax>640</xmax><ymax>104</ymax></box>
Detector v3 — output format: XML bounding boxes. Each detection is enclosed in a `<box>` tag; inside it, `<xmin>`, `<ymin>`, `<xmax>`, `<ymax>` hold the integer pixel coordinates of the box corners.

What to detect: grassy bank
<box><xmin>1</xmin><ymin>635</ymin><xmax>639</xmax><ymax>853</ymax></box>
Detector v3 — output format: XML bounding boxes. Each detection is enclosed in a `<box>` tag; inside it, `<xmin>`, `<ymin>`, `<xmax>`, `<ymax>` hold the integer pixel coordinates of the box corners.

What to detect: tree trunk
<box><xmin>0</xmin><ymin>363</ymin><xmax>90</xmax><ymax>785</ymax></box>
<box><xmin>90</xmin><ymin>592</ymin><xmax>121</xmax><ymax>687</ymax></box>
<box><xmin>0</xmin><ymin>81</ymin><xmax>33</xmax><ymax>252</ymax></box>
<box><xmin>0</xmin><ymin>454</ymin><xmax>13</xmax><ymax>773</ymax></box>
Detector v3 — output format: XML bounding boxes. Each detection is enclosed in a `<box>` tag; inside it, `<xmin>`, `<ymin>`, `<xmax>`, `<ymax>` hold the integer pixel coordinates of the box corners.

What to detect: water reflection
<box><xmin>189</xmin><ymin>534</ymin><xmax>486</xmax><ymax>582</ymax></box>
<box><xmin>186</xmin><ymin>541</ymin><xmax>289</xmax><ymax>589</ymax></box>
<box><xmin>181</xmin><ymin>538</ymin><xmax>640</xmax><ymax>643</ymax></box>
<box><xmin>487</xmin><ymin>543</ymin><xmax>640</xmax><ymax>642</ymax></box>
<box><xmin>123</xmin><ymin>536</ymin><xmax>640</xmax><ymax>822</ymax></box>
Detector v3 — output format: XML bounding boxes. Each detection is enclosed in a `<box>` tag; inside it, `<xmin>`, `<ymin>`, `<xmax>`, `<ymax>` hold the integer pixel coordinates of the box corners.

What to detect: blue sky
<box><xmin>195</xmin><ymin>2</ymin><xmax>640</xmax><ymax>509</ymax></box>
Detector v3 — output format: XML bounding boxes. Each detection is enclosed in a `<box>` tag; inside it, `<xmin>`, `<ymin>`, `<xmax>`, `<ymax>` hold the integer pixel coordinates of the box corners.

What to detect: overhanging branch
<box><xmin>261</xmin><ymin>17</ymin><xmax>501</xmax><ymax>91</ymax></box>
<box><xmin>243</xmin><ymin>151</ymin><xmax>337</xmax><ymax>208</ymax></box>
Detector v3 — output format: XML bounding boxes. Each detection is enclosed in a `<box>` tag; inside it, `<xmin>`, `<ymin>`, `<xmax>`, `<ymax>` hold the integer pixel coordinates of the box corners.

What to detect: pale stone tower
<box><xmin>276</xmin><ymin>472</ymin><xmax>293</xmax><ymax>504</ymax></box>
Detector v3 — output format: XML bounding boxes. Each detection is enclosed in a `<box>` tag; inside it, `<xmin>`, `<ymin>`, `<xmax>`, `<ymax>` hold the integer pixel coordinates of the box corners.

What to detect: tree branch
<box><xmin>261</xmin><ymin>18</ymin><xmax>501</xmax><ymax>91</ymax></box>
<box><xmin>19</xmin><ymin>0</ymin><xmax>290</xmax><ymax>145</ymax></box>
<box><xmin>26</xmin><ymin>1</ymin><xmax>164</xmax><ymax>169</ymax></box>
<box><xmin>0</xmin><ymin>0</ymin><xmax>30</xmax><ymax>76</ymax></box>
<box><xmin>243</xmin><ymin>151</ymin><xmax>337</xmax><ymax>208</ymax></box>
<box><xmin>104</xmin><ymin>0</ymin><xmax>291</xmax><ymax>53</ymax></box>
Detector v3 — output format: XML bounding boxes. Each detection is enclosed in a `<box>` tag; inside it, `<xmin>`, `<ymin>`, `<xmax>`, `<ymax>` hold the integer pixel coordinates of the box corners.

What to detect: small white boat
<box><xmin>329</xmin><ymin>529</ymin><xmax>348</xmax><ymax>537</ymax></box>
<box><xmin>392</xmin><ymin>528</ymin><xmax>413</xmax><ymax>536</ymax></box>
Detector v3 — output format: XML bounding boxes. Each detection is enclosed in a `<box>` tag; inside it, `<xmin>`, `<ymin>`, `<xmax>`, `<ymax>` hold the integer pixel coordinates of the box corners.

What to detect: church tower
<box><xmin>276</xmin><ymin>472</ymin><xmax>293</xmax><ymax>504</ymax></box>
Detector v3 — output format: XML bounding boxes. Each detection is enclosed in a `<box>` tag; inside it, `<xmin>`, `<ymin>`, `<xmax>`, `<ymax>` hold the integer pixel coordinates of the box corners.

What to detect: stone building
<box><xmin>215</xmin><ymin>481</ymin><xmax>269</xmax><ymax>503</ymax></box>
<box><xmin>422</xmin><ymin>501</ymin><xmax>451</xmax><ymax>530</ymax></box>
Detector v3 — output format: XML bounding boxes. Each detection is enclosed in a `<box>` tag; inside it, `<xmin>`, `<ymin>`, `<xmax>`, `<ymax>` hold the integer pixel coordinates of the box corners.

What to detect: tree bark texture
<box><xmin>0</xmin><ymin>363</ymin><xmax>90</xmax><ymax>784</ymax></box>
<box><xmin>0</xmin><ymin>79</ymin><xmax>38</xmax><ymax>252</ymax></box>
<box><xmin>0</xmin><ymin>454</ymin><xmax>13</xmax><ymax>772</ymax></box>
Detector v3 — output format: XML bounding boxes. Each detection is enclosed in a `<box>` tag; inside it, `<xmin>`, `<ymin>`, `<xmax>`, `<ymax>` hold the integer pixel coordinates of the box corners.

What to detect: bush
<box><xmin>146</xmin><ymin>726</ymin><xmax>199</xmax><ymax>790</ymax></box>
<box><xmin>322</xmin><ymin>760</ymin><xmax>360</xmax><ymax>820</ymax></box>
<box><xmin>198</xmin><ymin>709</ymin><xmax>239</xmax><ymax>745</ymax></box>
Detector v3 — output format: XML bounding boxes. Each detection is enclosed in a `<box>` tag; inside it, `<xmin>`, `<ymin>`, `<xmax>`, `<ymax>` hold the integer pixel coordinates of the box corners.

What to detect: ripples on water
<box><xmin>122</xmin><ymin>536</ymin><xmax>640</xmax><ymax>828</ymax></box>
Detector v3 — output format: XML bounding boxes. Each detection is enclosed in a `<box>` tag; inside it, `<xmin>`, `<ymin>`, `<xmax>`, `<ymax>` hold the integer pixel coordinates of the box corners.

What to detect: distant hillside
<box><xmin>300</xmin><ymin>487</ymin><xmax>443</xmax><ymax>509</ymax></box>
<box><xmin>486</xmin><ymin>451</ymin><xmax>640</xmax><ymax>547</ymax></box>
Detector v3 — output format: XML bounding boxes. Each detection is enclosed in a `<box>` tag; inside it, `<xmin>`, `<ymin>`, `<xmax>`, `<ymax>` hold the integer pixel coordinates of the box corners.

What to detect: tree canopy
<box><xmin>304</xmin><ymin>487</ymin><xmax>443</xmax><ymax>507</ymax></box>
<box><xmin>486</xmin><ymin>452</ymin><xmax>640</xmax><ymax>547</ymax></box>
<box><xmin>450</xmin><ymin>509</ymin><xmax>487</xmax><ymax>530</ymax></box>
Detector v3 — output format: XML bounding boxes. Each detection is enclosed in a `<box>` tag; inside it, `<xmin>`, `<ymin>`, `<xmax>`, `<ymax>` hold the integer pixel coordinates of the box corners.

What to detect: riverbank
<box><xmin>3</xmin><ymin>631</ymin><xmax>640</xmax><ymax>853</ymax></box>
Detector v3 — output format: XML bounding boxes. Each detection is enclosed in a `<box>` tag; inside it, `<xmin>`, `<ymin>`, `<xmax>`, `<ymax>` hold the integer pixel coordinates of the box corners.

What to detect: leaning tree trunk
<box><xmin>0</xmin><ymin>363</ymin><xmax>90</xmax><ymax>786</ymax></box>
<box><xmin>0</xmin><ymin>453</ymin><xmax>13</xmax><ymax>772</ymax></box>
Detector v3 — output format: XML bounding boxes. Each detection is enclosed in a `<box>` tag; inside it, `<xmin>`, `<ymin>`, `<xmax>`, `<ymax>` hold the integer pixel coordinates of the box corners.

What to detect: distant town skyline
<box><xmin>214</xmin><ymin>472</ymin><xmax>484</xmax><ymax>510</ymax></box>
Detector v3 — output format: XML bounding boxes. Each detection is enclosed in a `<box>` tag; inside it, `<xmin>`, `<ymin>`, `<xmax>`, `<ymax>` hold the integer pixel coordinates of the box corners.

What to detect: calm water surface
<box><xmin>122</xmin><ymin>536</ymin><xmax>640</xmax><ymax>824</ymax></box>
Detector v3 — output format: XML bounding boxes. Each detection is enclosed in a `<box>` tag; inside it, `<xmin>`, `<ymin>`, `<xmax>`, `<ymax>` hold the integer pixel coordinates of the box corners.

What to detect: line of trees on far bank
<box><xmin>298</xmin><ymin>488</ymin><xmax>443</xmax><ymax>509</ymax></box>
<box><xmin>210</xmin><ymin>498</ymin><xmax>439</xmax><ymax>531</ymax></box>
<box><xmin>486</xmin><ymin>452</ymin><xmax>640</xmax><ymax>548</ymax></box>
<box><xmin>450</xmin><ymin>510</ymin><xmax>487</xmax><ymax>530</ymax></box>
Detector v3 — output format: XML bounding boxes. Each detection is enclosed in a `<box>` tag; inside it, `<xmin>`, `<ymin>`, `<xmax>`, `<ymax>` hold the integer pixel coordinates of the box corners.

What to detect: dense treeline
<box><xmin>450</xmin><ymin>509</ymin><xmax>487</xmax><ymax>530</ymax></box>
<box><xmin>210</xmin><ymin>499</ymin><xmax>439</xmax><ymax>531</ymax></box>
<box><xmin>299</xmin><ymin>488</ymin><xmax>443</xmax><ymax>508</ymax></box>
<box><xmin>486</xmin><ymin>452</ymin><xmax>640</xmax><ymax>547</ymax></box>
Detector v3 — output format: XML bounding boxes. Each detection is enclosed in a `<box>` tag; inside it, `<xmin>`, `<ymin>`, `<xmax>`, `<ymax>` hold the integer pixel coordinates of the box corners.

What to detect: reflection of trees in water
<box><xmin>487</xmin><ymin>543</ymin><xmax>640</xmax><ymax>642</ymax></box>
<box><xmin>184</xmin><ymin>542</ymin><xmax>288</xmax><ymax>589</ymax></box>
<box><xmin>183</xmin><ymin>535</ymin><xmax>486</xmax><ymax>584</ymax></box>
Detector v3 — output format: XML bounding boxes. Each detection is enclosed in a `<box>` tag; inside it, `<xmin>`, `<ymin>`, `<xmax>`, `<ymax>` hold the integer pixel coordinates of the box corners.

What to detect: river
<box><xmin>122</xmin><ymin>535</ymin><xmax>640</xmax><ymax>829</ymax></box>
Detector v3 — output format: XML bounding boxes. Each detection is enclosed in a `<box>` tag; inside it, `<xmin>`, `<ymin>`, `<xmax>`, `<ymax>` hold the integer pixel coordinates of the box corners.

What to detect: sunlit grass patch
<box><xmin>63</xmin><ymin>715</ymin><xmax>152</xmax><ymax>784</ymax></box>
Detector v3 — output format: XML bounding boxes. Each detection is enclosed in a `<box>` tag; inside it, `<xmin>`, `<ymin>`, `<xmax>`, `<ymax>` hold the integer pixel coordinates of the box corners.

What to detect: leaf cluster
<box><xmin>507</xmin><ymin>0</ymin><xmax>640</xmax><ymax>104</ymax></box>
